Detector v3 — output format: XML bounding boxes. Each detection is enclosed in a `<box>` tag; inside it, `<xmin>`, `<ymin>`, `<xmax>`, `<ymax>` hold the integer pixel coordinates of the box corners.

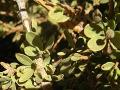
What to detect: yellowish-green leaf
<box><xmin>26</xmin><ymin>32</ymin><xmax>36</xmax><ymax>45</ymax></box>
<box><xmin>84</xmin><ymin>24</ymin><xmax>100</xmax><ymax>38</ymax></box>
<box><xmin>48</xmin><ymin>7</ymin><xmax>69</xmax><ymax>25</ymax></box>
<box><xmin>101</xmin><ymin>62</ymin><xmax>115</xmax><ymax>71</ymax></box>
<box><xmin>87</xmin><ymin>37</ymin><xmax>106</xmax><ymax>51</ymax></box>
<box><xmin>100</xmin><ymin>0</ymin><xmax>109</xmax><ymax>4</ymax></box>
<box><xmin>19</xmin><ymin>67</ymin><xmax>34</xmax><ymax>82</ymax></box>
<box><xmin>16</xmin><ymin>53</ymin><xmax>33</xmax><ymax>65</ymax></box>
<box><xmin>24</xmin><ymin>46</ymin><xmax>37</xmax><ymax>56</ymax></box>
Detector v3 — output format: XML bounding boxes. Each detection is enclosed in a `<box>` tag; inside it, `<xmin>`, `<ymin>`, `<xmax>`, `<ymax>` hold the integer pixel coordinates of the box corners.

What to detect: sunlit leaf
<box><xmin>87</xmin><ymin>37</ymin><xmax>106</xmax><ymax>51</ymax></box>
<box><xmin>44</xmin><ymin>56</ymin><xmax>51</xmax><ymax>66</ymax></box>
<box><xmin>19</xmin><ymin>67</ymin><xmax>34</xmax><ymax>82</ymax></box>
<box><xmin>57</xmin><ymin>52</ymin><xmax>66</xmax><ymax>56</ymax></box>
<box><xmin>48</xmin><ymin>7</ymin><xmax>69</xmax><ymax>24</ymax></box>
<box><xmin>71</xmin><ymin>54</ymin><xmax>81</xmax><ymax>61</ymax></box>
<box><xmin>84</xmin><ymin>24</ymin><xmax>103</xmax><ymax>38</ymax></box>
<box><xmin>24</xmin><ymin>46</ymin><xmax>37</xmax><ymax>56</ymax></box>
<box><xmin>116</xmin><ymin>67</ymin><xmax>120</xmax><ymax>76</ymax></box>
<box><xmin>101</xmin><ymin>62</ymin><xmax>115</xmax><ymax>71</ymax></box>
<box><xmin>24</xmin><ymin>79</ymin><xmax>37</xmax><ymax>89</ymax></box>
<box><xmin>2</xmin><ymin>81</ymin><xmax>12</xmax><ymax>90</ymax></box>
<box><xmin>16</xmin><ymin>53</ymin><xmax>33</xmax><ymax>65</ymax></box>
<box><xmin>100</xmin><ymin>0</ymin><xmax>109</xmax><ymax>4</ymax></box>
<box><xmin>0</xmin><ymin>76</ymin><xmax>11</xmax><ymax>82</ymax></box>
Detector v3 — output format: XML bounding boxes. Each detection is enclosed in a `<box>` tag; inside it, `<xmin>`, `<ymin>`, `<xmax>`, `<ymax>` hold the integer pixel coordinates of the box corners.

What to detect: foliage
<box><xmin>0</xmin><ymin>0</ymin><xmax>120</xmax><ymax>90</ymax></box>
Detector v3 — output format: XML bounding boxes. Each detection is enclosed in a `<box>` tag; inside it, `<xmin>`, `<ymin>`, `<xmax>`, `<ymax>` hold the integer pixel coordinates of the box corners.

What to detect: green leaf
<box><xmin>26</xmin><ymin>32</ymin><xmax>36</xmax><ymax>45</ymax></box>
<box><xmin>100</xmin><ymin>0</ymin><xmax>109</xmax><ymax>4</ymax></box>
<box><xmin>24</xmin><ymin>46</ymin><xmax>37</xmax><ymax>56</ymax></box>
<box><xmin>11</xmin><ymin>82</ymin><xmax>16</xmax><ymax>90</ymax></box>
<box><xmin>19</xmin><ymin>67</ymin><xmax>34</xmax><ymax>82</ymax></box>
<box><xmin>78</xmin><ymin>64</ymin><xmax>87</xmax><ymax>71</ymax></box>
<box><xmin>84</xmin><ymin>24</ymin><xmax>103</xmax><ymax>38</ymax></box>
<box><xmin>111</xmin><ymin>31</ymin><xmax>120</xmax><ymax>49</ymax></box>
<box><xmin>0</xmin><ymin>77</ymin><xmax>11</xmax><ymax>82</ymax></box>
<box><xmin>24</xmin><ymin>79</ymin><xmax>37</xmax><ymax>89</ymax></box>
<box><xmin>44</xmin><ymin>56</ymin><xmax>51</xmax><ymax>66</ymax></box>
<box><xmin>48</xmin><ymin>7</ymin><xmax>69</xmax><ymax>24</ymax></box>
<box><xmin>87</xmin><ymin>37</ymin><xmax>106</xmax><ymax>51</ymax></box>
<box><xmin>46</xmin><ymin>65</ymin><xmax>55</xmax><ymax>74</ymax></box>
<box><xmin>116</xmin><ymin>67</ymin><xmax>120</xmax><ymax>76</ymax></box>
<box><xmin>101</xmin><ymin>62</ymin><xmax>115</xmax><ymax>71</ymax></box>
<box><xmin>16</xmin><ymin>53</ymin><xmax>33</xmax><ymax>65</ymax></box>
<box><xmin>68</xmin><ymin>65</ymin><xmax>75</xmax><ymax>74</ymax></box>
<box><xmin>116</xmin><ymin>13</ymin><xmax>120</xmax><ymax>23</ymax></box>
<box><xmin>45</xmin><ymin>35</ymin><xmax>55</xmax><ymax>50</ymax></box>
<box><xmin>10</xmin><ymin>62</ymin><xmax>19</xmax><ymax>69</ymax></box>
<box><xmin>71</xmin><ymin>53</ymin><xmax>81</xmax><ymax>61</ymax></box>
<box><xmin>60</xmin><ymin>63</ymin><xmax>71</xmax><ymax>73</ymax></box>
<box><xmin>2</xmin><ymin>81</ymin><xmax>12</xmax><ymax>90</ymax></box>
<box><xmin>52</xmin><ymin>74</ymin><xmax>64</xmax><ymax>81</ymax></box>
<box><xmin>34</xmin><ymin>73</ymin><xmax>42</xmax><ymax>84</ymax></box>
<box><xmin>108</xmin><ymin>19</ymin><xmax>116</xmax><ymax>30</ymax></box>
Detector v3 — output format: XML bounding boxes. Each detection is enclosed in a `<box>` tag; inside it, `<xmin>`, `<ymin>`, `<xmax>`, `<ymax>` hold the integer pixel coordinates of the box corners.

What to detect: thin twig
<box><xmin>52</xmin><ymin>33</ymin><xmax>64</xmax><ymax>50</ymax></box>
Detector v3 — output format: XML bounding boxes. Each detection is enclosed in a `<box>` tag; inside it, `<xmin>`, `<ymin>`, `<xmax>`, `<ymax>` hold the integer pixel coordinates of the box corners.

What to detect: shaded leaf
<box><xmin>45</xmin><ymin>35</ymin><xmax>55</xmax><ymax>50</ymax></box>
<box><xmin>64</xmin><ymin>30</ymin><xmax>75</xmax><ymax>48</ymax></box>
<box><xmin>52</xmin><ymin>74</ymin><xmax>64</xmax><ymax>81</ymax></box>
<box><xmin>111</xmin><ymin>31</ymin><xmax>120</xmax><ymax>49</ymax></box>
<box><xmin>26</xmin><ymin>32</ymin><xmax>36</xmax><ymax>45</ymax></box>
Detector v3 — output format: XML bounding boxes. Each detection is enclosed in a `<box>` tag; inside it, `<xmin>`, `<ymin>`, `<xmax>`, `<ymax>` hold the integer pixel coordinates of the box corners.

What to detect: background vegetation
<box><xmin>0</xmin><ymin>0</ymin><xmax>120</xmax><ymax>90</ymax></box>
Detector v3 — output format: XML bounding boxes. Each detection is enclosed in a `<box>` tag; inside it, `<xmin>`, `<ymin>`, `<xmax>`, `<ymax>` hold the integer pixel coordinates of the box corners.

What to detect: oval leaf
<box><xmin>26</xmin><ymin>32</ymin><xmax>36</xmax><ymax>45</ymax></box>
<box><xmin>87</xmin><ymin>37</ymin><xmax>106</xmax><ymax>51</ymax></box>
<box><xmin>48</xmin><ymin>7</ymin><xmax>69</xmax><ymax>24</ymax></box>
<box><xmin>19</xmin><ymin>67</ymin><xmax>34</xmax><ymax>82</ymax></box>
<box><xmin>16</xmin><ymin>53</ymin><xmax>33</xmax><ymax>65</ymax></box>
<box><xmin>101</xmin><ymin>62</ymin><xmax>115</xmax><ymax>71</ymax></box>
<box><xmin>24</xmin><ymin>46</ymin><xmax>37</xmax><ymax>56</ymax></box>
<box><xmin>84</xmin><ymin>24</ymin><xmax>99</xmax><ymax>38</ymax></box>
